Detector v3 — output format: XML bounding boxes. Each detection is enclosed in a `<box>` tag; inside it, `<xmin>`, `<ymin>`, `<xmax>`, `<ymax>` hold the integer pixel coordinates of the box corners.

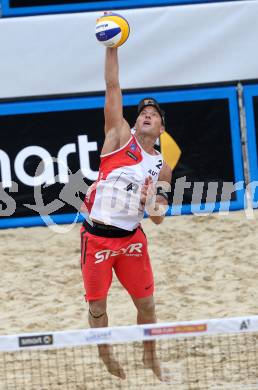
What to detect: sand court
<box><xmin>1</xmin><ymin>210</ymin><xmax>258</xmax><ymax>336</ymax></box>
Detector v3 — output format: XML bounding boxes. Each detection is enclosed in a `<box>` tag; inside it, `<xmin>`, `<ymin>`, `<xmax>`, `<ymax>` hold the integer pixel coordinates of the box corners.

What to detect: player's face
<box><xmin>135</xmin><ymin>107</ymin><xmax>164</xmax><ymax>138</ymax></box>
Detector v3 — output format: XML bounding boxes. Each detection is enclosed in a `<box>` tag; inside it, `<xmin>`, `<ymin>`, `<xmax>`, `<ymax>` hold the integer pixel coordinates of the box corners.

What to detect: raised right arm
<box><xmin>101</xmin><ymin>48</ymin><xmax>131</xmax><ymax>154</ymax></box>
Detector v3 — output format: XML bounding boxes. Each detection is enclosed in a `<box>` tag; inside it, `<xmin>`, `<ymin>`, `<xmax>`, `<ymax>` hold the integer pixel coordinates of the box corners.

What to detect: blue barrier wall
<box><xmin>1</xmin><ymin>0</ymin><xmax>244</xmax><ymax>17</ymax></box>
<box><xmin>0</xmin><ymin>86</ymin><xmax>245</xmax><ymax>228</ymax></box>
<box><xmin>244</xmin><ymin>84</ymin><xmax>258</xmax><ymax>207</ymax></box>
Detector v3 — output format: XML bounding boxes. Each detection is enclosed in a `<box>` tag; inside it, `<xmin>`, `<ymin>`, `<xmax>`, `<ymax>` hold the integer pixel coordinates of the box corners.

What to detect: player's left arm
<box><xmin>147</xmin><ymin>162</ymin><xmax>172</xmax><ymax>225</ymax></box>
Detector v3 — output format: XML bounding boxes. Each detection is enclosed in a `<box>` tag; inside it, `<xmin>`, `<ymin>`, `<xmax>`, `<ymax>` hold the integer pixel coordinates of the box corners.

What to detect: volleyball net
<box><xmin>1</xmin><ymin>315</ymin><xmax>258</xmax><ymax>390</ymax></box>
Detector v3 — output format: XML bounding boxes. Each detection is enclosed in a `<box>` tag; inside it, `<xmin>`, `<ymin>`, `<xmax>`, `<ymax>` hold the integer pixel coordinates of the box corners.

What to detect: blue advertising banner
<box><xmin>1</xmin><ymin>0</ymin><xmax>241</xmax><ymax>17</ymax></box>
<box><xmin>0</xmin><ymin>86</ymin><xmax>244</xmax><ymax>228</ymax></box>
<box><xmin>243</xmin><ymin>84</ymin><xmax>258</xmax><ymax>208</ymax></box>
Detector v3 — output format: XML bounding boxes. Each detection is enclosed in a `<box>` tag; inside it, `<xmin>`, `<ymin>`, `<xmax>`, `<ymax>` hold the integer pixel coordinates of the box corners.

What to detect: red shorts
<box><xmin>80</xmin><ymin>225</ymin><xmax>154</xmax><ymax>301</ymax></box>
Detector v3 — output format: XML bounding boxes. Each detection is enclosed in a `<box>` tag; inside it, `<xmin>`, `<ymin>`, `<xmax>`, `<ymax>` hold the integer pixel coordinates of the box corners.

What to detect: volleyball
<box><xmin>95</xmin><ymin>13</ymin><xmax>130</xmax><ymax>48</ymax></box>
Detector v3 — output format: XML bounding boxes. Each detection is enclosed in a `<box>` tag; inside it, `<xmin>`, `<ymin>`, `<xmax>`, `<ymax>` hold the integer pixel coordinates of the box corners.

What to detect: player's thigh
<box><xmin>114</xmin><ymin>228</ymin><xmax>154</xmax><ymax>298</ymax></box>
<box><xmin>80</xmin><ymin>228</ymin><xmax>113</xmax><ymax>301</ymax></box>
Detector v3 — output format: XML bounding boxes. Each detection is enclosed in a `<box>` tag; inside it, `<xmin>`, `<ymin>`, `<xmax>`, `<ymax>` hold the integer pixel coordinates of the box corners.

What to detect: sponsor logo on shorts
<box><xmin>85</xmin><ymin>330</ymin><xmax>112</xmax><ymax>342</ymax></box>
<box><xmin>144</xmin><ymin>324</ymin><xmax>207</xmax><ymax>336</ymax></box>
<box><xmin>19</xmin><ymin>334</ymin><xmax>53</xmax><ymax>348</ymax></box>
<box><xmin>95</xmin><ymin>243</ymin><xmax>143</xmax><ymax>264</ymax></box>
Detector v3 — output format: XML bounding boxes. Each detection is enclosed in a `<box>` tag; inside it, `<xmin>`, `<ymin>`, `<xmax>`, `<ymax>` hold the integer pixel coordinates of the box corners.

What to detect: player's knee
<box><xmin>137</xmin><ymin>300</ymin><xmax>156</xmax><ymax>317</ymax></box>
<box><xmin>88</xmin><ymin>300</ymin><xmax>107</xmax><ymax>318</ymax></box>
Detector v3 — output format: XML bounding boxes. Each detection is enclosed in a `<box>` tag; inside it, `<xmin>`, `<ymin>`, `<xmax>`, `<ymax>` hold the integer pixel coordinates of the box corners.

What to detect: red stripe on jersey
<box><xmin>83</xmin><ymin>136</ymin><xmax>142</xmax><ymax>213</ymax></box>
<box><xmin>99</xmin><ymin>136</ymin><xmax>143</xmax><ymax>180</ymax></box>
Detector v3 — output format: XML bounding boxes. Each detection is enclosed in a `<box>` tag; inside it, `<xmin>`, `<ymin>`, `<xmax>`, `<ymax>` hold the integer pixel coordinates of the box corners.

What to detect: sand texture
<box><xmin>1</xmin><ymin>211</ymin><xmax>258</xmax><ymax>389</ymax></box>
<box><xmin>1</xmin><ymin>210</ymin><xmax>258</xmax><ymax>335</ymax></box>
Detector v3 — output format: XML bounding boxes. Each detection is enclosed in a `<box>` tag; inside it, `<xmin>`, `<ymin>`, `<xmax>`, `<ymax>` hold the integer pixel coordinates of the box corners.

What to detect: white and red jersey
<box><xmin>85</xmin><ymin>135</ymin><xmax>163</xmax><ymax>231</ymax></box>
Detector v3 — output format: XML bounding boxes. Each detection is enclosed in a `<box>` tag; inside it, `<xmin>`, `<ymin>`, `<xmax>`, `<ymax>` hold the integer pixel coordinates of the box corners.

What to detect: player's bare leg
<box><xmin>132</xmin><ymin>295</ymin><xmax>170</xmax><ymax>382</ymax></box>
<box><xmin>88</xmin><ymin>299</ymin><xmax>126</xmax><ymax>379</ymax></box>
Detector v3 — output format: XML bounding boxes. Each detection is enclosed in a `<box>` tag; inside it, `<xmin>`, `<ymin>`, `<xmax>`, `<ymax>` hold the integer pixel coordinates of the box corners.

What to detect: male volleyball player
<box><xmin>80</xmin><ymin>47</ymin><xmax>172</xmax><ymax>381</ymax></box>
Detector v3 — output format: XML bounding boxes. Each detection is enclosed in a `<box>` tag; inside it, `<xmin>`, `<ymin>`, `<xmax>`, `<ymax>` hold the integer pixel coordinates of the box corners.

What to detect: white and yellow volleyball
<box><xmin>95</xmin><ymin>12</ymin><xmax>130</xmax><ymax>48</ymax></box>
